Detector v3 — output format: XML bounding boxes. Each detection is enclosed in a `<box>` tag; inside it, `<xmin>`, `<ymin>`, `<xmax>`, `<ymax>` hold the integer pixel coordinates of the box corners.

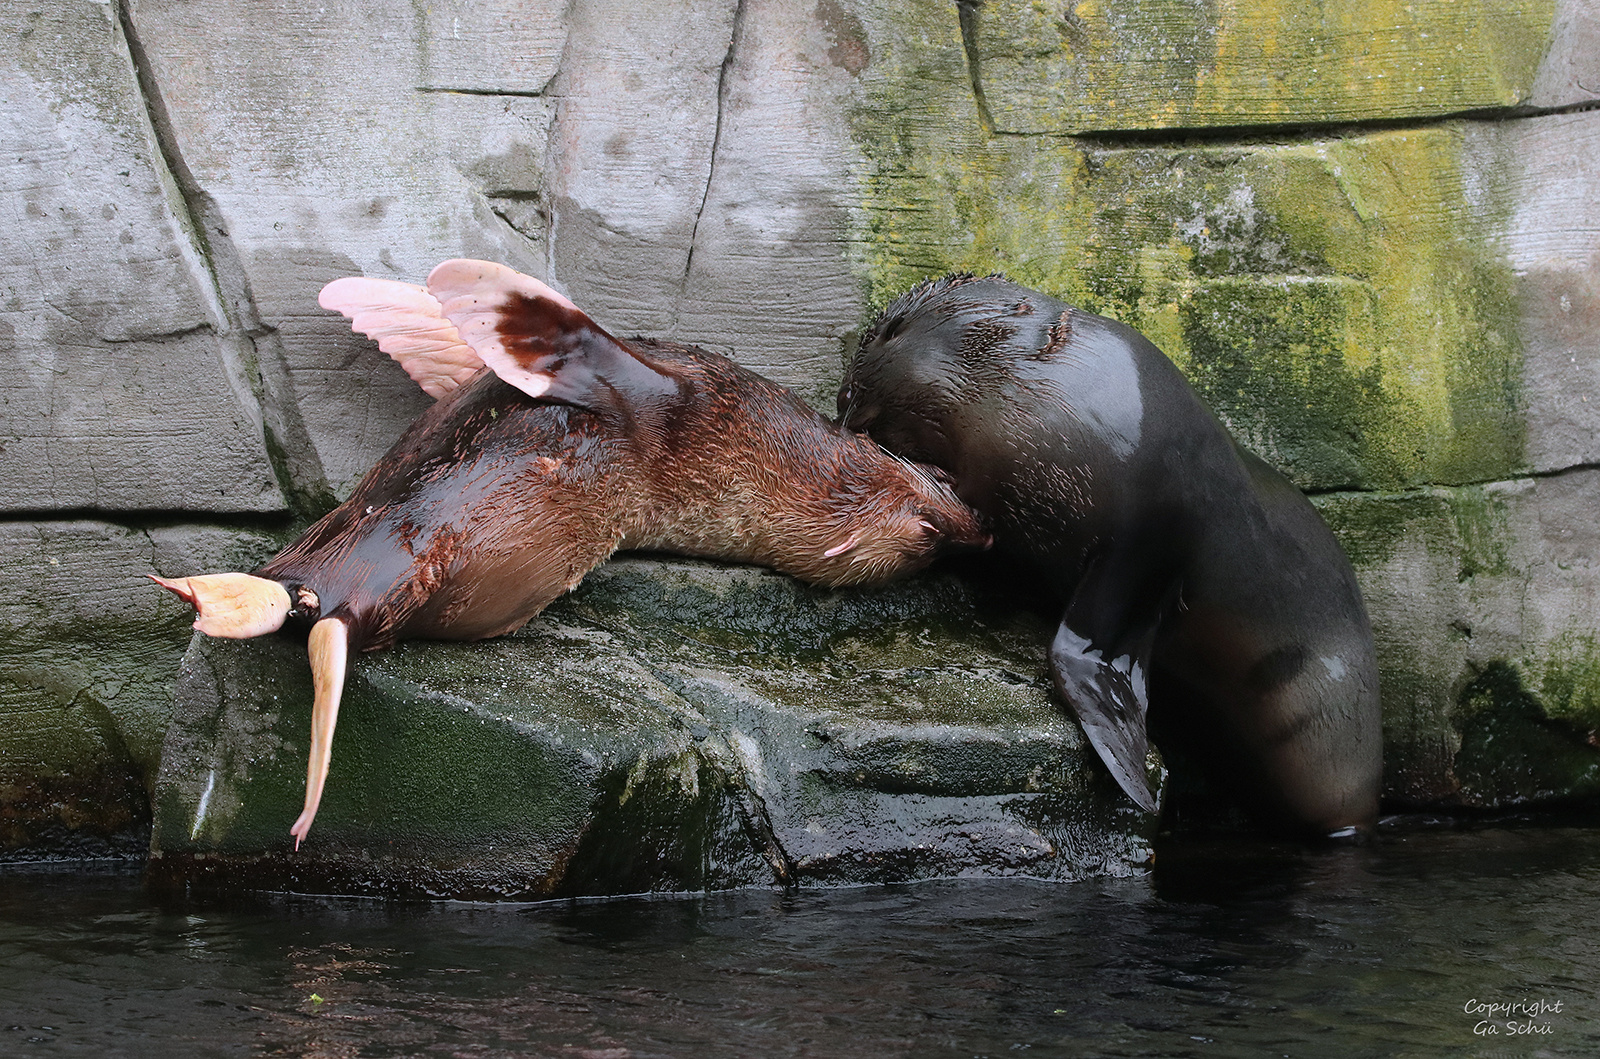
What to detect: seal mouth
<box><xmin>838</xmin><ymin>402</ymin><xmax>877</xmax><ymax>434</ymax></box>
<box><xmin>931</xmin><ymin>516</ymin><xmax>993</xmax><ymax>552</ymax></box>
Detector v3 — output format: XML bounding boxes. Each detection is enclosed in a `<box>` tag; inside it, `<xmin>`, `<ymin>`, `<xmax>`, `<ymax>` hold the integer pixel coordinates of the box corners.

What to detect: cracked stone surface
<box><xmin>149</xmin><ymin>558</ymin><xmax>1157</xmax><ymax>897</ymax></box>
<box><xmin>1</xmin><ymin>3</ymin><xmax>284</xmax><ymax>512</ymax></box>
<box><xmin>4</xmin><ymin>1</ymin><xmax>1600</xmax><ymax>862</ymax></box>
<box><xmin>0</xmin><ymin>519</ymin><xmax>286</xmax><ymax>858</ymax></box>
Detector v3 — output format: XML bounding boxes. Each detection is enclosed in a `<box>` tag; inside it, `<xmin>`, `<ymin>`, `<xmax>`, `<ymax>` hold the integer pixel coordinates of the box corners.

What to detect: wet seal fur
<box><xmin>154</xmin><ymin>261</ymin><xmax>987</xmax><ymax>847</ymax></box>
<box><xmin>839</xmin><ymin>275</ymin><xmax>1381</xmax><ymax>836</ymax></box>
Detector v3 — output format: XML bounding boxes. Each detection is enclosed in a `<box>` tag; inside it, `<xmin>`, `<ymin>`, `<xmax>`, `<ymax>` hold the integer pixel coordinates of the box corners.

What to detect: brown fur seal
<box><xmin>154</xmin><ymin>261</ymin><xmax>987</xmax><ymax>847</ymax></box>
<box><xmin>838</xmin><ymin>275</ymin><xmax>1381</xmax><ymax>837</ymax></box>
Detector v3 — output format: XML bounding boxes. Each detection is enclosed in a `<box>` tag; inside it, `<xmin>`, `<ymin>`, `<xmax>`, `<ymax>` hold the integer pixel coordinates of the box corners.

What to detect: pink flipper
<box><xmin>149</xmin><ymin>572</ymin><xmax>291</xmax><ymax>639</ymax></box>
<box><xmin>290</xmin><ymin>616</ymin><xmax>350</xmax><ymax>850</ymax></box>
<box><xmin>426</xmin><ymin>259</ymin><xmax>677</xmax><ymax>411</ymax></box>
<box><xmin>319</xmin><ymin>277</ymin><xmax>484</xmax><ymax>398</ymax></box>
<box><xmin>425</xmin><ymin>260</ymin><xmax>577</xmax><ymax>399</ymax></box>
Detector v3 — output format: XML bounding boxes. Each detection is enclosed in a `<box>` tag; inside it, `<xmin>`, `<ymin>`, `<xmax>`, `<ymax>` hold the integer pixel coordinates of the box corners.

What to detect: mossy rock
<box><xmin>0</xmin><ymin>521</ymin><xmax>287</xmax><ymax>860</ymax></box>
<box><xmin>970</xmin><ymin>0</ymin><xmax>1559</xmax><ymax>134</ymax></box>
<box><xmin>1315</xmin><ymin>476</ymin><xmax>1600</xmax><ymax>809</ymax></box>
<box><xmin>149</xmin><ymin>557</ymin><xmax>1158</xmax><ymax>898</ymax></box>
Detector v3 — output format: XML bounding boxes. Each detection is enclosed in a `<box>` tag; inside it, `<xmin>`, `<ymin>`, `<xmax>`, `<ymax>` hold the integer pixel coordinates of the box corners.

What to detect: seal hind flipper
<box><xmin>318</xmin><ymin>277</ymin><xmax>484</xmax><ymax>398</ymax></box>
<box><xmin>428</xmin><ymin>259</ymin><xmax>679</xmax><ymax>414</ymax></box>
<box><xmin>1048</xmin><ymin>617</ymin><xmax>1161</xmax><ymax>814</ymax></box>
<box><xmin>289</xmin><ymin>616</ymin><xmax>350</xmax><ymax>850</ymax></box>
<box><xmin>149</xmin><ymin>572</ymin><xmax>291</xmax><ymax>639</ymax></box>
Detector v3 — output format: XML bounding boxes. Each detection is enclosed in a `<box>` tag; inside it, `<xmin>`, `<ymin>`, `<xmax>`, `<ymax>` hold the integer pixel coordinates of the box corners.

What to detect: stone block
<box><xmin>149</xmin><ymin>558</ymin><xmax>1156</xmax><ymax>898</ymax></box>
<box><xmin>972</xmin><ymin>0</ymin><xmax>1585</xmax><ymax>135</ymax></box>
<box><xmin>128</xmin><ymin>0</ymin><xmax>566</xmax><ymax>497</ymax></box>
<box><xmin>848</xmin><ymin>98</ymin><xmax>1600</xmax><ymax>490</ymax></box>
<box><xmin>536</xmin><ymin>0</ymin><xmax>888</xmax><ymax>404</ymax></box>
<box><xmin>1474</xmin><ymin>112</ymin><xmax>1600</xmax><ymax>474</ymax></box>
<box><xmin>540</xmin><ymin>0</ymin><xmax>737</xmax><ymax>340</ymax></box>
<box><xmin>1317</xmin><ymin>471</ymin><xmax>1600</xmax><ymax>808</ymax></box>
<box><xmin>650</xmin><ymin>0</ymin><xmax>874</xmax><ymax>402</ymax></box>
<box><xmin>415</xmin><ymin>0</ymin><xmax>566</xmax><ymax>95</ymax></box>
<box><xmin>0</xmin><ymin>2</ymin><xmax>284</xmax><ymax>512</ymax></box>
<box><xmin>0</xmin><ymin>520</ymin><xmax>284</xmax><ymax>857</ymax></box>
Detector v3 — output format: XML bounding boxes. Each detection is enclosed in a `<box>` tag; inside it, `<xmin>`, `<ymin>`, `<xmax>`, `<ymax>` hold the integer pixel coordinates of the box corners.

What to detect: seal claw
<box><xmin>823</xmin><ymin>536</ymin><xmax>859</xmax><ymax>558</ymax></box>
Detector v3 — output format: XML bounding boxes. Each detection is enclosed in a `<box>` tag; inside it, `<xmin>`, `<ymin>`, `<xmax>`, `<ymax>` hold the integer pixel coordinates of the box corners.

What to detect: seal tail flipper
<box><xmin>290</xmin><ymin>616</ymin><xmax>349</xmax><ymax>851</ymax></box>
<box><xmin>426</xmin><ymin>258</ymin><xmax>678</xmax><ymax>412</ymax></box>
<box><xmin>149</xmin><ymin>573</ymin><xmax>291</xmax><ymax>639</ymax></box>
<box><xmin>318</xmin><ymin>277</ymin><xmax>485</xmax><ymax>399</ymax></box>
<box><xmin>1049</xmin><ymin>618</ymin><xmax>1161</xmax><ymax>814</ymax></box>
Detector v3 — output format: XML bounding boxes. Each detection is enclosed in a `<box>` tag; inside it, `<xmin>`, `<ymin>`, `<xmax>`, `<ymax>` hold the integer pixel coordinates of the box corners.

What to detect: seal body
<box><xmin>262</xmin><ymin>336</ymin><xmax>987</xmax><ymax>651</ymax></box>
<box><xmin>839</xmin><ymin>275</ymin><xmax>1381</xmax><ymax>835</ymax></box>
<box><xmin>156</xmin><ymin>260</ymin><xmax>987</xmax><ymax>846</ymax></box>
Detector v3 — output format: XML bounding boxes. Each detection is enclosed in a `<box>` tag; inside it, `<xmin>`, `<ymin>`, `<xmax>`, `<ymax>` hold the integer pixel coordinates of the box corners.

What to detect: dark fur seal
<box><xmin>838</xmin><ymin>275</ymin><xmax>1381</xmax><ymax>835</ymax></box>
<box><xmin>154</xmin><ymin>261</ymin><xmax>987</xmax><ymax>846</ymax></box>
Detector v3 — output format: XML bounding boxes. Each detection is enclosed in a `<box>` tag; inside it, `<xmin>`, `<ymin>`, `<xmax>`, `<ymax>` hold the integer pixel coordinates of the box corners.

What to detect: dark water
<box><xmin>2</xmin><ymin>822</ymin><xmax>1597</xmax><ymax>1058</ymax></box>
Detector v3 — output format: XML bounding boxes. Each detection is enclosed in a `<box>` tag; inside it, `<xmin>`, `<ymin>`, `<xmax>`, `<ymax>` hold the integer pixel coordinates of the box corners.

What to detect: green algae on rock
<box><xmin>0</xmin><ymin>521</ymin><xmax>287</xmax><ymax>860</ymax></box>
<box><xmin>970</xmin><ymin>0</ymin><xmax>1559</xmax><ymax>134</ymax></box>
<box><xmin>1314</xmin><ymin>477</ymin><xmax>1600</xmax><ymax>809</ymax></box>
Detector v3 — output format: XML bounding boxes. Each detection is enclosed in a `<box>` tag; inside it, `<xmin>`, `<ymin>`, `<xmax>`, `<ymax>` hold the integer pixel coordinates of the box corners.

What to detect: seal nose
<box><xmin>837</xmin><ymin>382</ymin><xmax>879</xmax><ymax>432</ymax></box>
<box><xmin>918</xmin><ymin>507</ymin><xmax>991</xmax><ymax>551</ymax></box>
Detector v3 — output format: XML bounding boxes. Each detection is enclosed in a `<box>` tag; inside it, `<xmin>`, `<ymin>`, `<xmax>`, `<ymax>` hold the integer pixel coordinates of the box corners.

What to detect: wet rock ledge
<box><xmin>149</xmin><ymin>558</ymin><xmax>1158</xmax><ymax>899</ymax></box>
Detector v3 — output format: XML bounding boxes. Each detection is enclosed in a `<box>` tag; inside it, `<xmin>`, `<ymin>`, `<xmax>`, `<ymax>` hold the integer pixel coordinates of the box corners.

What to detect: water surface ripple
<box><xmin>2</xmin><ymin>823</ymin><xmax>1596</xmax><ymax>1057</ymax></box>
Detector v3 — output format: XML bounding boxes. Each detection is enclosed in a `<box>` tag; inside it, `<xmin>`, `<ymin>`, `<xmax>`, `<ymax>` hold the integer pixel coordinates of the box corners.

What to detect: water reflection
<box><xmin>2</xmin><ymin>822</ymin><xmax>1597</xmax><ymax>1057</ymax></box>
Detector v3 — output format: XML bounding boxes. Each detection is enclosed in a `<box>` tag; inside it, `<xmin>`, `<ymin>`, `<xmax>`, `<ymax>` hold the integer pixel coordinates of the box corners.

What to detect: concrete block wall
<box><xmin>3</xmin><ymin>0</ymin><xmax>1598</xmax><ymax>860</ymax></box>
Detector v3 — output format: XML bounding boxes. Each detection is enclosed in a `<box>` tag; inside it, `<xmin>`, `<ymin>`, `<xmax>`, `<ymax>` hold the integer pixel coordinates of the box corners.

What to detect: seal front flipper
<box><xmin>1049</xmin><ymin>614</ymin><xmax>1161</xmax><ymax>814</ymax></box>
<box><xmin>427</xmin><ymin>258</ymin><xmax>679</xmax><ymax>414</ymax></box>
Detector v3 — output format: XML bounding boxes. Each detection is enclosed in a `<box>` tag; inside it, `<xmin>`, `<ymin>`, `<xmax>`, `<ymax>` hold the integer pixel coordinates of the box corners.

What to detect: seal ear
<box><xmin>426</xmin><ymin>259</ymin><xmax>678</xmax><ymax>413</ymax></box>
<box><xmin>318</xmin><ymin>277</ymin><xmax>484</xmax><ymax>399</ymax></box>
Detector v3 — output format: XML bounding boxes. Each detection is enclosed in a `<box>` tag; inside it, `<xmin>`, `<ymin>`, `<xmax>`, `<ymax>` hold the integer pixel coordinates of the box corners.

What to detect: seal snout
<box><xmin>921</xmin><ymin>507</ymin><xmax>991</xmax><ymax>552</ymax></box>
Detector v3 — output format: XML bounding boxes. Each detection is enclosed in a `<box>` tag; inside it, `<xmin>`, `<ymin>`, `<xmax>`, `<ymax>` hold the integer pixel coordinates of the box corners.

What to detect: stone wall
<box><xmin>3</xmin><ymin>0</ymin><xmax>1598</xmax><ymax>863</ymax></box>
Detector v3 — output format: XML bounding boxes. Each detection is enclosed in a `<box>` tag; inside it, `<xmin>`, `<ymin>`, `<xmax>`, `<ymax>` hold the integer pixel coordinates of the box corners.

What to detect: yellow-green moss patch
<box><xmin>1528</xmin><ymin>630</ymin><xmax>1600</xmax><ymax>735</ymax></box>
<box><xmin>849</xmin><ymin>40</ymin><xmax>1527</xmax><ymax>489</ymax></box>
<box><xmin>973</xmin><ymin>0</ymin><xmax>1557</xmax><ymax>133</ymax></box>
